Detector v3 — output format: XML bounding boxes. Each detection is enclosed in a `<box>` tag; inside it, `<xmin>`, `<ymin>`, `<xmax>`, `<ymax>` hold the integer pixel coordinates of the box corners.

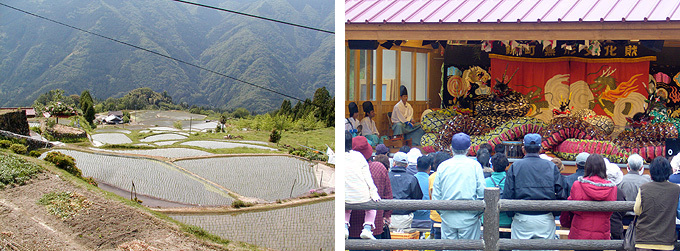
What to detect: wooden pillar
<box><xmin>483</xmin><ymin>188</ymin><xmax>500</xmax><ymax>251</ymax></box>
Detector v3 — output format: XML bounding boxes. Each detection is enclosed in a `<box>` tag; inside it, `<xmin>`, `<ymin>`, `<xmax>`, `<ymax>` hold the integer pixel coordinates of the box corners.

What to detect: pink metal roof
<box><xmin>346</xmin><ymin>0</ymin><xmax>680</xmax><ymax>23</ymax></box>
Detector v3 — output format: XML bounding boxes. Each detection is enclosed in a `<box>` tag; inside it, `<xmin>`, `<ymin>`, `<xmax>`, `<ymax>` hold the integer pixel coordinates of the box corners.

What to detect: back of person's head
<box><xmin>479</xmin><ymin>143</ymin><xmax>493</xmax><ymax>155</ymax></box>
<box><xmin>345</xmin><ymin>131</ymin><xmax>353</xmax><ymax>152</ymax></box>
<box><xmin>362</xmin><ymin>101</ymin><xmax>374</xmax><ymax>117</ymax></box>
<box><xmin>628</xmin><ymin>154</ymin><xmax>644</xmax><ymax>172</ymax></box>
<box><xmin>348</xmin><ymin>102</ymin><xmax>359</xmax><ymax>117</ymax></box>
<box><xmin>650</xmin><ymin>156</ymin><xmax>672</xmax><ymax>182</ymax></box>
<box><xmin>494</xmin><ymin>144</ymin><xmax>506</xmax><ymax>155</ymax></box>
<box><xmin>491</xmin><ymin>153</ymin><xmax>509</xmax><ymax>172</ymax></box>
<box><xmin>522</xmin><ymin>134</ymin><xmax>542</xmax><ymax>154</ymax></box>
<box><xmin>399</xmin><ymin>145</ymin><xmax>411</xmax><ymax>153</ymax></box>
<box><xmin>476</xmin><ymin>148</ymin><xmax>491</xmax><ymax>168</ymax></box>
<box><xmin>375</xmin><ymin>144</ymin><xmax>389</xmax><ymax>156</ymax></box>
<box><xmin>393</xmin><ymin>152</ymin><xmax>408</xmax><ymax>167</ymax></box>
<box><xmin>671</xmin><ymin>154</ymin><xmax>680</xmax><ymax>174</ymax></box>
<box><xmin>551</xmin><ymin>158</ymin><xmax>564</xmax><ymax>173</ymax></box>
<box><xmin>417</xmin><ymin>155</ymin><xmax>433</xmax><ymax>172</ymax></box>
<box><xmin>374</xmin><ymin>154</ymin><xmax>390</xmax><ymax>171</ymax></box>
<box><xmin>432</xmin><ymin>151</ymin><xmax>451</xmax><ymax>172</ymax></box>
<box><xmin>584</xmin><ymin>154</ymin><xmax>607</xmax><ymax>179</ymax></box>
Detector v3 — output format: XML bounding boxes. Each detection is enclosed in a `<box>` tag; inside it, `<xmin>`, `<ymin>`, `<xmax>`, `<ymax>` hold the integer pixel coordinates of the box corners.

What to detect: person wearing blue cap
<box><xmin>502</xmin><ymin>133</ymin><xmax>567</xmax><ymax>248</ymax></box>
<box><xmin>390</xmin><ymin>85</ymin><xmax>424</xmax><ymax>145</ymax></box>
<box><xmin>432</xmin><ymin>133</ymin><xmax>485</xmax><ymax>249</ymax></box>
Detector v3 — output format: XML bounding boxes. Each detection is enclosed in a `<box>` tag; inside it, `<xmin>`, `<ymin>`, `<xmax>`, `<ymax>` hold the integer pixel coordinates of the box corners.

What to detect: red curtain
<box><xmin>488</xmin><ymin>55</ymin><xmax>653</xmax><ymax>125</ymax></box>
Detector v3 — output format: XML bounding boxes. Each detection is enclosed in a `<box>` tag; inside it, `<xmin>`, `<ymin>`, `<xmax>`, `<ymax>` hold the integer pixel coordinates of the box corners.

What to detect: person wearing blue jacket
<box><xmin>389</xmin><ymin>152</ymin><xmax>423</xmax><ymax>232</ymax></box>
<box><xmin>502</xmin><ymin>134</ymin><xmax>567</xmax><ymax>250</ymax></box>
<box><xmin>432</xmin><ymin>133</ymin><xmax>485</xmax><ymax>250</ymax></box>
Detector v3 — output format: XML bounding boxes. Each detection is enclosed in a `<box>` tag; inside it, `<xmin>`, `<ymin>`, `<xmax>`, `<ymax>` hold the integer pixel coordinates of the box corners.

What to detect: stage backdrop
<box><xmin>489</xmin><ymin>54</ymin><xmax>656</xmax><ymax>126</ymax></box>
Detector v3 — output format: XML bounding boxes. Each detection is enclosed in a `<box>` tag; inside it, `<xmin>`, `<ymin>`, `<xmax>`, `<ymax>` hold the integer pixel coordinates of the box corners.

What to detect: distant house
<box><xmin>104</xmin><ymin>111</ymin><xmax>124</xmax><ymax>124</ymax></box>
<box><xmin>0</xmin><ymin>107</ymin><xmax>36</xmax><ymax>118</ymax></box>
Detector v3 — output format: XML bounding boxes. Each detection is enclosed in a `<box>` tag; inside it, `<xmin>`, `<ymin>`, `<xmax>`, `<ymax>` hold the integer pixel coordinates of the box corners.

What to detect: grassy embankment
<box><xmin>0</xmin><ymin>149</ymin><xmax>262</xmax><ymax>250</ymax></box>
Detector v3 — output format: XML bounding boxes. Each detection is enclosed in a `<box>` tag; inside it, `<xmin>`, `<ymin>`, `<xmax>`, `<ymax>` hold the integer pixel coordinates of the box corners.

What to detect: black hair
<box><xmin>584</xmin><ymin>154</ymin><xmax>607</xmax><ymax>179</ymax></box>
<box><xmin>432</xmin><ymin>151</ymin><xmax>451</xmax><ymax>172</ymax></box>
<box><xmin>399</xmin><ymin>145</ymin><xmax>411</xmax><ymax>153</ymax></box>
<box><xmin>494</xmin><ymin>144</ymin><xmax>506</xmax><ymax>155</ymax></box>
<box><xmin>491</xmin><ymin>153</ymin><xmax>509</xmax><ymax>172</ymax></box>
<box><xmin>345</xmin><ymin>131</ymin><xmax>353</xmax><ymax>152</ymax></box>
<box><xmin>348</xmin><ymin>102</ymin><xmax>359</xmax><ymax>117</ymax></box>
<box><xmin>400</xmin><ymin>85</ymin><xmax>408</xmax><ymax>97</ymax></box>
<box><xmin>362</xmin><ymin>101</ymin><xmax>374</xmax><ymax>117</ymax></box>
<box><xmin>476</xmin><ymin>148</ymin><xmax>491</xmax><ymax>168</ymax></box>
<box><xmin>374</xmin><ymin>154</ymin><xmax>390</xmax><ymax>171</ymax></box>
<box><xmin>524</xmin><ymin>145</ymin><xmax>541</xmax><ymax>154</ymax></box>
<box><xmin>479</xmin><ymin>143</ymin><xmax>493</xmax><ymax>155</ymax></box>
<box><xmin>417</xmin><ymin>155</ymin><xmax>433</xmax><ymax>172</ymax></box>
<box><xmin>650</xmin><ymin>156</ymin><xmax>673</xmax><ymax>182</ymax></box>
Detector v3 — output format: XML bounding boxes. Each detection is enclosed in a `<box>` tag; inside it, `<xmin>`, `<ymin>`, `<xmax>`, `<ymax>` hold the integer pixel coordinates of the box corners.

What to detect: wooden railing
<box><xmin>345</xmin><ymin>188</ymin><xmax>680</xmax><ymax>251</ymax></box>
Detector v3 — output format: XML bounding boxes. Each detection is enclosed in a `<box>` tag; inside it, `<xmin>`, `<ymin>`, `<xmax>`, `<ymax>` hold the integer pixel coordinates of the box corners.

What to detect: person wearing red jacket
<box><xmin>560</xmin><ymin>154</ymin><xmax>618</xmax><ymax>241</ymax></box>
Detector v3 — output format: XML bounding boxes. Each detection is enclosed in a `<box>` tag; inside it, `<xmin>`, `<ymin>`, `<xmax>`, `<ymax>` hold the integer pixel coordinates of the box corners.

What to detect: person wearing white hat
<box><xmin>605</xmin><ymin>159</ymin><xmax>626</xmax><ymax>240</ymax></box>
<box><xmin>388</xmin><ymin>151</ymin><xmax>423</xmax><ymax>232</ymax></box>
<box><xmin>405</xmin><ymin>148</ymin><xmax>422</xmax><ymax>175</ymax></box>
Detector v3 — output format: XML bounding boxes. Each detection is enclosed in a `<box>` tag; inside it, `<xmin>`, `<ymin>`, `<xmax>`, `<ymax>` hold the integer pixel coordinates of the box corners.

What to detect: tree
<box><xmin>84</xmin><ymin>106</ymin><xmax>95</xmax><ymax>125</ymax></box>
<box><xmin>80</xmin><ymin>90</ymin><xmax>93</xmax><ymax>111</ymax></box>
<box><xmin>233</xmin><ymin>108</ymin><xmax>250</xmax><ymax>119</ymax></box>
<box><xmin>278</xmin><ymin>99</ymin><xmax>292</xmax><ymax>116</ymax></box>
<box><xmin>312</xmin><ymin>87</ymin><xmax>334</xmax><ymax>127</ymax></box>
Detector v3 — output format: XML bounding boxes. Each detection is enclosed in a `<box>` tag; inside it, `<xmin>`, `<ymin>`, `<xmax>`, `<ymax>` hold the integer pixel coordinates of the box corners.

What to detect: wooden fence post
<box><xmin>483</xmin><ymin>188</ymin><xmax>500</xmax><ymax>251</ymax></box>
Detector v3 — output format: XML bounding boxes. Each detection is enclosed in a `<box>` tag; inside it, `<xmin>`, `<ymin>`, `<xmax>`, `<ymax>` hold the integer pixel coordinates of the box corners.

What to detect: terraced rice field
<box><xmin>175</xmin><ymin>156</ymin><xmax>317</xmax><ymax>201</ymax></box>
<box><xmin>155</xmin><ymin>141</ymin><xmax>178</xmax><ymax>146</ymax></box>
<box><xmin>180</xmin><ymin>141</ymin><xmax>277</xmax><ymax>151</ymax></box>
<box><xmin>92</xmin><ymin>148</ymin><xmax>213</xmax><ymax>158</ymax></box>
<box><xmin>46</xmin><ymin>150</ymin><xmax>232</xmax><ymax>206</ymax></box>
<box><xmin>232</xmin><ymin>140</ymin><xmax>271</xmax><ymax>146</ymax></box>
<box><xmin>140</xmin><ymin>133</ymin><xmax>187</xmax><ymax>142</ymax></box>
<box><xmin>95</xmin><ymin>129</ymin><xmax>131</xmax><ymax>134</ymax></box>
<box><xmin>171</xmin><ymin>200</ymin><xmax>334</xmax><ymax>251</ymax></box>
<box><xmin>91</xmin><ymin>133</ymin><xmax>132</xmax><ymax>145</ymax></box>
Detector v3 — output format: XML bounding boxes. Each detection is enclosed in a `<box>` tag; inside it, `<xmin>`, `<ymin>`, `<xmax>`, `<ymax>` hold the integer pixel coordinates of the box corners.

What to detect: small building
<box><xmin>0</xmin><ymin>107</ymin><xmax>36</xmax><ymax>118</ymax></box>
<box><xmin>104</xmin><ymin>111</ymin><xmax>124</xmax><ymax>124</ymax></box>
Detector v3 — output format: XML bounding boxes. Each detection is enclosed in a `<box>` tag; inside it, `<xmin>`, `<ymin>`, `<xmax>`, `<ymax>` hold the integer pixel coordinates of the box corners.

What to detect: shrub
<box><xmin>30</xmin><ymin>126</ymin><xmax>42</xmax><ymax>135</ymax></box>
<box><xmin>44</xmin><ymin>152</ymin><xmax>82</xmax><ymax>178</ymax></box>
<box><xmin>173</xmin><ymin>121</ymin><xmax>183</xmax><ymax>129</ymax></box>
<box><xmin>269</xmin><ymin>129</ymin><xmax>281</xmax><ymax>143</ymax></box>
<box><xmin>83</xmin><ymin>176</ymin><xmax>98</xmax><ymax>187</ymax></box>
<box><xmin>231</xmin><ymin>199</ymin><xmax>254</xmax><ymax>208</ymax></box>
<box><xmin>9</xmin><ymin>144</ymin><xmax>27</xmax><ymax>154</ymax></box>
<box><xmin>37</xmin><ymin>192</ymin><xmax>91</xmax><ymax>219</ymax></box>
<box><xmin>0</xmin><ymin>154</ymin><xmax>42</xmax><ymax>188</ymax></box>
<box><xmin>0</xmin><ymin>140</ymin><xmax>11</xmax><ymax>148</ymax></box>
<box><xmin>29</xmin><ymin>151</ymin><xmax>42</xmax><ymax>158</ymax></box>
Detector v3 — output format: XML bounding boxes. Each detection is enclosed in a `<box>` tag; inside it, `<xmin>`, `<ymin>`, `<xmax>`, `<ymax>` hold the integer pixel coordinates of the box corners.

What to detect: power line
<box><xmin>0</xmin><ymin>2</ymin><xmax>319</xmax><ymax>107</ymax></box>
<box><xmin>168</xmin><ymin>0</ymin><xmax>334</xmax><ymax>34</ymax></box>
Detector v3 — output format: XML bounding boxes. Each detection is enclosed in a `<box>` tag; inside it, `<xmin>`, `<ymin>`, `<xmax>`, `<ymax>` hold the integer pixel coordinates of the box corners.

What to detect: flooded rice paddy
<box><xmin>175</xmin><ymin>156</ymin><xmax>318</xmax><ymax>201</ymax></box>
<box><xmin>171</xmin><ymin>200</ymin><xmax>334</xmax><ymax>251</ymax></box>
<box><xmin>46</xmin><ymin>150</ymin><xmax>233</xmax><ymax>206</ymax></box>
<box><xmin>180</xmin><ymin>140</ymin><xmax>277</xmax><ymax>150</ymax></box>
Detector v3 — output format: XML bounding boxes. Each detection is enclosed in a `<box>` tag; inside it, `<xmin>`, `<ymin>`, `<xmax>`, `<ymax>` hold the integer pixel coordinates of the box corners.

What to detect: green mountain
<box><xmin>0</xmin><ymin>0</ymin><xmax>334</xmax><ymax>113</ymax></box>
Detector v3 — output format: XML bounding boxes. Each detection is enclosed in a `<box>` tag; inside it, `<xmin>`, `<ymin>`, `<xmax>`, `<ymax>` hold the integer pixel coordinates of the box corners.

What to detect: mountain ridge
<box><xmin>0</xmin><ymin>0</ymin><xmax>334</xmax><ymax>113</ymax></box>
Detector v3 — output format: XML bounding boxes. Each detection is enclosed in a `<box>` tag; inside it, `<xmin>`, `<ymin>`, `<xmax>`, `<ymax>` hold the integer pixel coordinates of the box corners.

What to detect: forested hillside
<box><xmin>0</xmin><ymin>0</ymin><xmax>334</xmax><ymax>113</ymax></box>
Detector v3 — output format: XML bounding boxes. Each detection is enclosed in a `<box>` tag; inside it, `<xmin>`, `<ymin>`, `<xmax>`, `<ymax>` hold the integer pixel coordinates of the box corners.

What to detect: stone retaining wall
<box><xmin>0</xmin><ymin>130</ymin><xmax>53</xmax><ymax>150</ymax></box>
<box><xmin>0</xmin><ymin>110</ymin><xmax>29</xmax><ymax>136</ymax></box>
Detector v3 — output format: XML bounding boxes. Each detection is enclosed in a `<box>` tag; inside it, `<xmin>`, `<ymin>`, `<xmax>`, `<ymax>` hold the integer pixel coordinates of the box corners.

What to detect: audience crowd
<box><xmin>346</xmin><ymin>131</ymin><xmax>680</xmax><ymax>251</ymax></box>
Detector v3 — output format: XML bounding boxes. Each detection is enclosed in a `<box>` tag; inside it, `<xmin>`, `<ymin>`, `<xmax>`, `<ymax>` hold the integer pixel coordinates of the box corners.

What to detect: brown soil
<box><xmin>0</xmin><ymin>171</ymin><xmax>261</xmax><ymax>251</ymax></box>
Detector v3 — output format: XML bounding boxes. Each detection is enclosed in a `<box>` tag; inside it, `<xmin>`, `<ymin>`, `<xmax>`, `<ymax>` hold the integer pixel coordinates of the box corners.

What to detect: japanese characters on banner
<box><xmin>484</xmin><ymin>40</ymin><xmax>655</xmax><ymax>58</ymax></box>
